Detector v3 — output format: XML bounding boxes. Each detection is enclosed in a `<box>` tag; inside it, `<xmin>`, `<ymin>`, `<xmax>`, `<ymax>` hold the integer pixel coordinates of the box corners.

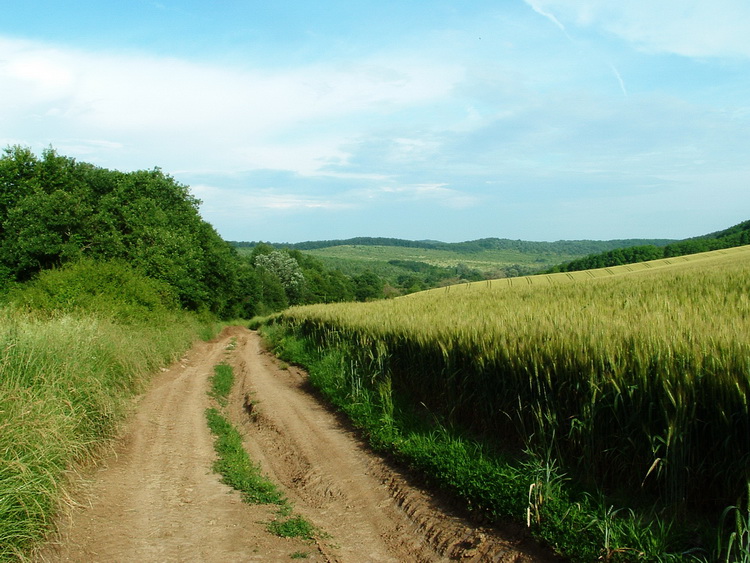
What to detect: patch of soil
<box><xmin>35</xmin><ymin>327</ymin><xmax>560</xmax><ymax>562</ymax></box>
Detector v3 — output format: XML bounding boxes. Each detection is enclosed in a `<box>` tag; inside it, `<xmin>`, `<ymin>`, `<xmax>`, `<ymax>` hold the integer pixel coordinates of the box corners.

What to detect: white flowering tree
<box><xmin>253</xmin><ymin>250</ymin><xmax>305</xmax><ymax>305</ymax></box>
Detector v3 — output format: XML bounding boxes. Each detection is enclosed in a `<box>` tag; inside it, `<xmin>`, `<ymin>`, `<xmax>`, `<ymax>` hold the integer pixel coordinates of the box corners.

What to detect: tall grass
<box><xmin>0</xmin><ymin>264</ymin><xmax>203</xmax><ymax>561</ymax></box>
<box><xmin>270</xmin><ymin>246</ymin><xmax>750</xmax><ymax>558</ymax></box>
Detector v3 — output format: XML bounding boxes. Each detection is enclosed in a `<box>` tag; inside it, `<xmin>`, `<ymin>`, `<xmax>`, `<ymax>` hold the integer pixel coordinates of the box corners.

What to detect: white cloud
<box><xmin>530</xmin><ymin>0</ymin><xmax>750</xmax><ymax>58</ymax></box>
<box><xmin>0</xmin><ymin>36</ymin><xmax>463</xmax><ymax>174</ymax></box>
<box><xmin>353</xmin><ymin>183</ymin><xmax>479</xmax><ymax>209</ymax></box>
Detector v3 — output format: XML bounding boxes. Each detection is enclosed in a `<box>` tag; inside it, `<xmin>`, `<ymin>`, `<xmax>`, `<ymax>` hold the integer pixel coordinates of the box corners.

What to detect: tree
<box><xmin>352</xmin><ymin>270</ymin><xmax>383</xmax><ymax>301</ymax></box>
<box><xmin>254</xmin><ymin>250</ymin><xmax>305</xmax><ymax>305</ymax></box>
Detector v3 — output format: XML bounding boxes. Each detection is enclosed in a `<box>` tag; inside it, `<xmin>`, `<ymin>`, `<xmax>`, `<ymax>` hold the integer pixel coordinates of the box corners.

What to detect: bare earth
<box><xmin>36</xmin><ymin>327</ymin><xmax>558</xmax><ymax>563</ymax></box>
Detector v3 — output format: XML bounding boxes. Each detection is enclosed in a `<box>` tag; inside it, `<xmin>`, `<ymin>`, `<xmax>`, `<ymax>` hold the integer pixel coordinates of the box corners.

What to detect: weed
<box><xmin>719</xmin><ymin>485</ymin><xmax>750</xmax><ymax>563</ymax></box>
<box><xmin>204</xmin><ymin>398</ymin><xmax>325</xmax><ymax>544</ymax></box>
<box><xmin>267</xmin><ymin>514</ymin><xmax>318</xmax><ymax>540</ymax></box>
<box><xmin>209</xmin><ymin>363</ymin><xmax>234</xmax><ymax>406</ymax></box>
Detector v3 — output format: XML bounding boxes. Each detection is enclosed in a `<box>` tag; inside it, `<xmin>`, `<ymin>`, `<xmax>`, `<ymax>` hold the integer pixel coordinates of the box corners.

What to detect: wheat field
<box><xmin>278</xmin><ymin>246</ymin><xmax>750</xmax><ymax>509</ymax></box>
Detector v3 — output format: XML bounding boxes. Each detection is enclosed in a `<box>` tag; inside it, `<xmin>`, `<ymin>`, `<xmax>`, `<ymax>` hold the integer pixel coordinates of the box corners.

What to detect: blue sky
<box><xmin>2</xmin><ymin>1</ymin><xmax>749</xmax><ymax>243</ymax></box>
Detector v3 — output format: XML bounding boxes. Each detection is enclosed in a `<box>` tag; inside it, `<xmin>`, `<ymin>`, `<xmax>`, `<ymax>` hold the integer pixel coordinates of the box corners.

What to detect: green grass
<box><xmin>267</xmin><ymin>515</ymin><xmax>318</xmax><ymax>540</ymax></box>
<box><xmin>302</xmin><ymin>245</ymin><xmax>567</xmax><ymax>281</ymax></box>
<box><xmin>209</xmin><ymin>363</ymin><xmax>234</xmax><ymax>406</ymax></box>
<box><xmin>205</xmin><ymin>363</ymin><xmax>321</xmax><ymax>542</ymax></box>
<box><xmin>205</xmin><ymin>407</ymin><xmax>287</xmax><ymax>506</ymax></box>
<box><xmin>306</xmin><ymin>243</ymin><xmax>576</xmax><ymax>271</ymax></box>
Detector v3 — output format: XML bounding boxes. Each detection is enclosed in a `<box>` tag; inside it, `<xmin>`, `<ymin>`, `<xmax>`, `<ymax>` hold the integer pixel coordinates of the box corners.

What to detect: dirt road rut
<box><xmin>37</xmin><ymin>327</ymin><xmax>556</xmax><ymax>562</ymax></box>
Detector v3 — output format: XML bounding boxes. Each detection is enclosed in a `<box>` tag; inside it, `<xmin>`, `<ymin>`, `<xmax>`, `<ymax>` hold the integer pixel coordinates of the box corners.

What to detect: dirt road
<box><xmin>37</xmin><ymin>327</ymin><xmax>556</xmax><ymax>562</ymax></box>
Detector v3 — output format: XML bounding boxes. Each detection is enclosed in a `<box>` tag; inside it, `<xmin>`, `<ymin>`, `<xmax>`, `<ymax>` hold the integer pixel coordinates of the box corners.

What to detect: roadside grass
<box><xmin>0</xmin><ymin>260</ymin><xmax>216</xmax><ymax>561</ymax></box>
<box><xmin>0</xmin><ymin>307</ymin><xmax>202</xmax><ymax>562</ymax></box>
<box><xmin>205</xmin><ymin>361</ymin><xmax>322</xmax><ymax>542</ymax></box>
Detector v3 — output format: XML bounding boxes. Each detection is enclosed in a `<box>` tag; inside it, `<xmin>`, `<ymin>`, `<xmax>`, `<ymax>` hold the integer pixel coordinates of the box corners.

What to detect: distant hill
<box><xmin>231</xmin><ymin>236</ymin><xmax>675</xmax><ymax>256</ymax></box>
<box><xmin>230</xmin><ymin>222</ymin><xmax>748</xmax><ymax>296</ymax></box>
<box><xmin>549</xmin><ymin>220</ymin><xmax>750</xmax><ymax>273</ymax></box>
<box><xmin>231</xmin><ymin>236</ymin><xmax>677</xmax><ymax>293</ymax></box>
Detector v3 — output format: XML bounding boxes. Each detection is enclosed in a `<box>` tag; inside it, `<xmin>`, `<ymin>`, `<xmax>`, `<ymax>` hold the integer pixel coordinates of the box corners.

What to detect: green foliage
<box><xmin>237</xmin><ymin>236</ymin><xmax>674</xmax><ymax>256</ymax></box>
<box><xmin>267</xmin><ymin>515</ymin><xmax>318</xmax><ymax>540</ymax></box>
<box><xmin>552</xmin><ymin>219</ymin><xmax>750</xmax><ymax>273</ymax></box>
<box><xmin>234</xmin><ymin>236</ymin><xmax>680</xmax><ymax>299</ymax></box>
<box><xmin>254</xmin><ymin>250</ymin><xmax>306</xmax><ymax>304</ymax></box>
<box><xmin>352</xmin><ymin>270</ymin><xmax>383</xmax><ymax>301</ymax></box>
<box><xmin>0</xmin><ymin>146</ymin><xmax>251</xmax><ymax>318</ymax></box>
<box><xmin>245</xmin><ymin>247</ymin><xmax>356</xmax><ymax>312</ymax></box>
<box><xmin>10</xmin><ymin>259</ymin><xmax>179</xmax><ymax>323</ymax></box>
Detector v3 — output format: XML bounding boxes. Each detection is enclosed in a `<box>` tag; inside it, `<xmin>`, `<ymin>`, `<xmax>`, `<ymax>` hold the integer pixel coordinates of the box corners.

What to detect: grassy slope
<box><xmin>303</xmin><ymin>244</ymin><xmax>576</xmax><ymax>276</ymax></box>
<box><xmin>234</xmin><ymin>237</ymin><xmax>675</xmax><ymax>280</ymax></box>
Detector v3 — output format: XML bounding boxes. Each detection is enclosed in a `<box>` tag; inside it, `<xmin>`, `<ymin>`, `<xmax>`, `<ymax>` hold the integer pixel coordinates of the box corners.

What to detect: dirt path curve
<box><xmin>37</xmin><ymin>327</ymin><xmax>558</xmax><ymax>563</ymax></box>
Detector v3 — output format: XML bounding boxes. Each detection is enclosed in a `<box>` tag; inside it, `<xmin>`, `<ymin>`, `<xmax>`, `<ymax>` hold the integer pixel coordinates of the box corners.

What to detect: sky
<box><xmin>1</xmin><ymin>1</ymin><xmax>749</xmax><ymax>243</ymax></box>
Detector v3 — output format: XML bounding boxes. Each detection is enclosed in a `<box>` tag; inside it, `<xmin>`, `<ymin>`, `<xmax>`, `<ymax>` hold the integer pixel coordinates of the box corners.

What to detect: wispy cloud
<box><xmin>523</xmin><ymin>0</ymin><xmax>567</xmax><ymax>33</ymax></box>
<box><xmin>191</xmin><ymin>184</ymin><xmax>354</xmax><ymax>216</ymax></box>
<box><xmin>351</xmin><ymin>183</ymin><xmax>479</xmax><ymax>209</ymax></box>
<box><xmin>529</xmin><ymin>1</ymin><xmax>750</xmax><ymax>58</ymax></box>
<box><xmin>609</xmin><ymin>64</ymin><xmax>628</xmax><ymax>98</ymax></box>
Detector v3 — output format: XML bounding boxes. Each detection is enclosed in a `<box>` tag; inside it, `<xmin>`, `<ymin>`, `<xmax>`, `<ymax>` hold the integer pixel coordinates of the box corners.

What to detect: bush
<box><xmin>10</xmin><ymin>259</ymin><xmax>179</xmax><ymax>323</ymax></box>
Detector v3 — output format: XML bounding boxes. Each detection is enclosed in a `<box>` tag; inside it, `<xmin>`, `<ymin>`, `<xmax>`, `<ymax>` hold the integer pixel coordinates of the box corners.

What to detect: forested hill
<box><xmin>549</xmin><ymin>220</ymin><xmax>750</xmax><ymax>272</ymax></box>
<box><xmin>232</xmin><ymin>236</ymin><xmax>675</xmax><ymax>256</ymax></box>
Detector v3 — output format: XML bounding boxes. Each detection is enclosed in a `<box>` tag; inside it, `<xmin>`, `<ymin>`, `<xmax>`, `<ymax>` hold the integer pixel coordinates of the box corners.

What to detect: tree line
<box><xmin>234</xmin><ymin>235</ymin><xmax>676</xmax><ymax>256</ymax></box>
<box><xmin>548</xmin><ymin>220</ymin><xmax>750</xmax><ymax>273</ymax></box>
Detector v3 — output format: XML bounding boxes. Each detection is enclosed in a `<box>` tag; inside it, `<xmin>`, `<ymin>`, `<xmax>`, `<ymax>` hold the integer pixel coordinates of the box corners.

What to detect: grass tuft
<box><xmin>205</xmin><ymin>408</ymin><xmax>286</xmax><ymax>505</ymax></box>
<box><xmin>267</xmin><ymin>515</ymin><xmax>318</xmax><ymax>540</ymax></box>
<box><xmin>209</xmin><ymin>363</ymin><xmax>234</xmax><ymax>406</ymax></box>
